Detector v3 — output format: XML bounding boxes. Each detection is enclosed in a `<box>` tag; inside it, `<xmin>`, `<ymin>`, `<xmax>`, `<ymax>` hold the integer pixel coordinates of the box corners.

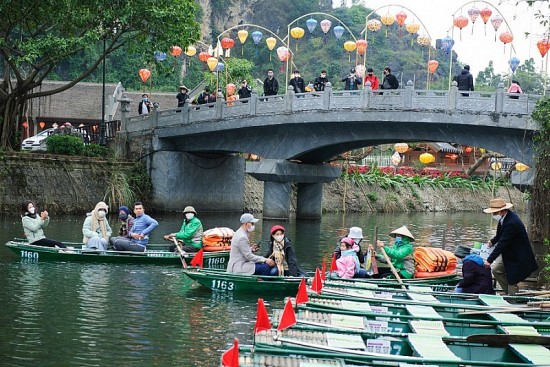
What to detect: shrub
<box><xmin>46</xmin><ymin>134</ymin><xmax>84</xmax><ymax>155</ymax></box>
<box><xmin>82</xmin><ymin>144</ymin><xmax>112</xmax><ymax>158</ymax></box>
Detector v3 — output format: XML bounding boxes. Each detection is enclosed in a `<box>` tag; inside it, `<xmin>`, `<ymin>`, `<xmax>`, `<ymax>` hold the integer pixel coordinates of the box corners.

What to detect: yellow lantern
<box><xmin>184</xmin><ymin>45</ymin><xmax>197</xmax><ymax>57</ymax></box>
<box><xmin>490</xmin><ymin>162</ymin><xmax>502</xmax><ymax>170</ymax></box>
<box><xmin>207</xmin><ymin>57</ymin><xmax>218</xmax><ymax>72</ymax></box>
<box><xmin>479</xmin><ymin>148</ymin><xmax>486</xmax><ymax>154</ymax></box>
<box><xmin>237</xmin><ymin>29</ymin><xmax>248</xmax><ymax>44</ymax></box>
<box><xmin>394</xmin><ymin>143</ymin><xmax>409</xmax><ymax>153</ymax></box>
<box><xmin>515</xmin><ymin>162</ymin><xmax>529</xmax><ymax>171</ymax></box>
<box><xmin>380</xmin><ymin>14</ymin><xmax>395</xmax><ymax>37</ymax></box>
<box><xmin>419</xmin><ymin>152</ymin><xmax>435</xmax><ymax>164</ymax></box>
<box><xmin>290</xmin><ymin>27</ymin><xmax>305</xmax><ymax>40</ymax></box>
<box><xmin>417</xmin><ymin>35</ymin><xmax>430</xmax><ymax>47</ymax></box>
<box><xmin>343</xmin><ymin>41</ymin><xmax>356</xmax><ymax>62</ymax></box>
<box><xmin>266</xmin><ymin>37</ymin><xmax>277</xmax><ymax>50</ymax></box>
<box><xmin>367</xmin><ymin>19</ymin><xmax>382</xmax><ymax>32</ymax></box>
<box><xmin>405</xmin><ymin>23</ymin><xmax>420</xmax><ymax>35</ymax></box>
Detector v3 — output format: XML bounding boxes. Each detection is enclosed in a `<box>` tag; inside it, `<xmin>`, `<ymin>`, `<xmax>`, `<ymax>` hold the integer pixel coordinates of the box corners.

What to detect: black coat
<box><xmin>176</xmin><ymin>92</ymin><xmax>189</xmax><ymax>107</ymax></box>
<box><xmin>487</xmin><ymin>210</ymin><xmax>538</xmax><ymax>285</ymax></box>
<box><xmin>314</xmin><ymin>76</ymin><xmax>329</xmax><ymax>92</ymax></box>
<box><xmin>381</xmin><ymin>73</ymin><xmax>399</xmax><ymax>89</ymax></box>
<box><xmin>454</xmin><ymin>69</ymin><xmax>474</xmax><ymax>91</ymax></box>
<box><xmin>238</xmin><ymin>85</ymin><xmax>252</xmax><ymax>99</ymax></box>
<box><xmin>458</xmin><ymin>258</ymin><xmax>495</xmax><ymax>294</ymax></box>
<box><xmin>263</xmin><ymin>238</ymin><xmax>307</xmax><ymax>277</ymax></box>
<box><xmin>263</xmin><ymin>77</ymin><xmax>279</xmax><ymax>96</ymax></box>
<box><xmin>289</xmin><ymin>77</ymin><xmax>306</xmax><ymax>94</ymax></box>
<box><xmin>341</xmin><ymin>75</ymin><xmax>362</xmax><ymax>90</ymax></box>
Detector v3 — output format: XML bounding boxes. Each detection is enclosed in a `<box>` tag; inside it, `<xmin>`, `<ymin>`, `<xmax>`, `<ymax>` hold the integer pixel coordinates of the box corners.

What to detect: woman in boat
<box><xmin>263</xmin><ymin>225</ymin><xmax>307</xmax><ymax>277</ymax></box>
<box><xmin>21</xmin><ymin>200</ymin><xmax>66</xmax><ymax>248</ymax></box>
<box><xmin>333</xmin><ymin>226</ymin><xmax>366</xmax><ymax>265</ymax></box>
<box><xmin>163</xmin><ymin>206</ymin><xmax>203</xmax><ymax>252</ymax></box>
<box><xmin>82</xmin><ymin>201</ymin><xmax>112</xmax><ymax>251</ymax></box>
<box><xmin>455</xmin><ymin>253</ymin><xmax>495</xmax><ymax>294</ymax></box>
<box><xmin>333</xmin><ymin>237</ymin><xmax>367</xmax><ymax>279</ymax></box>
<box><xmin>109</xmin><ymin>206</ymin><xmax>134</xmax><ymax>248</ymax></box>
<box><xmin>374</xmin><ymin>226</ymin><xmax>415</xmax><ymax>279</ymax></box>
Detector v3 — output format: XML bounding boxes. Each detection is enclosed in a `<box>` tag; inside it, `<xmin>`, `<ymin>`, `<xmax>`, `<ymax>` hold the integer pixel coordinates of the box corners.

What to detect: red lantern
<box><xmin>170</xmin><ymin>46</ymin><xmax>182</xmax><ymax>57</ymax></box>
<box><xmin>356</xmin><ymin>39</ymin><xmax>368</xmax><ymax>56</ymax></box>
<box><xmin>39</xmin><ymin>121</ymin><xmax>45</xmax><ymax>129</ymax></box>
<box><xmin>395</xmin><ymin>11</ymin><xmax>407</xmax><ymax>27</ymax></box>
<box><xmin>221</xmin><ymin>37</ymin><xmax>235</xmax><ymax>50</ymax></box>
<box><xmin>480</xmin><ymin>7</ymin><xmax>492</xmax><ymax>24</ymax></box>
<box><xmin>428</xmin><ymin>60</ymin><xmax>439</xmax><ymax>74</ymax></box>
<box><xmin>139</xmin><ymin>68</ymin><xmax>151</xmax><ymax>82</ymax></box>
<box><xmin>464</xmin><ymin>146</ymin><xmax>473</xmax><ymax>154</ymax></box>
<box><xmin>537</xmin><ymin>39</ymin><xmax>550</xmax><ymax>58</ymax></box>
<box><xmin>453</xmin><ymin>16</ymin><xmax>469</xmax><ymax>30</ymax></box>
<box><xmin>198</xmin><ymin>51</ymin><xmax>210</xmax><ymax>62</ymax></box>
<box><xmin>499</xmin><ymin>31</ymin><xmax>513</xmax><ymax>45</ymax></box>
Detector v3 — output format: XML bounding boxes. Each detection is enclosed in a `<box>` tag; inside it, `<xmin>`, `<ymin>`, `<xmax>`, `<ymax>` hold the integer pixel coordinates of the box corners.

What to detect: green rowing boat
<box><xmin>4</xmin><ymin>240</ymin><xmax>229</xmax><ymax>268</ymax></box>
<box><xmin>322</xmin><ymin>273</ymin><xmax>462</xmax><ymax>290</ymax></box>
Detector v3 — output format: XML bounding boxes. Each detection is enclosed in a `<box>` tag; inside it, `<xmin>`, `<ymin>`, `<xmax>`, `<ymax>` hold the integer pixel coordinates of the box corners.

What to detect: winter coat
<box><xmin>175</xmin><ymin>216</ymin><xmax>203</xmax><ymax>249</ymax></box>
<box><xmin>334</xmin><ymin>242</ymin><xmax>365</xmax><ymax>264</ymax></box>
<box><xmin>457</xmin><ymin>254</ymin><xmax>495</xmax><ymax>294</ymax></box>
<box><xmin>378</xmin><ymin>237</ymin><xmax>414</xmax><ymax>279</ymax></box>
<box><xmin>82</xmin><ymin>202</ymin><xmax>112</xmax><ymax>244</ymax></box>
<box><xmin>238</xmin><ymin>85</ymin><xmax>252</xmax><ymax>99</ymax></box>
<box><xmin>313</xmin><ymin>76</ymin><xmax>329</xmax><ymax>92</ymax></box>
<box><xmin>227</xmin><ymin>227</ymin><xmax>267</xmax><ymax>274</ymax></box>
<box><xmin>22</xmin><ymin>215</ymin><xmax>49</xmax><ymax>244</ymax></box>
<box><xmin>454</xmin><ymin>69</ymin><xmax>474</xmax><ymax>91</ymax></box>
<box><xmin>289</xmin><ymin>77</ymin><xmax>306</xmax><ymax>94</ymax></box>
<box><xmin>381</xmin><ymin>73</ymin><xmax>399</xmax><ymax>89</ymax></box>
<box><xmin>364</xmin><ymin>74</ymin><xmax>380</xmax><ymax>90</ymax></box>
<box><xmin>336</xmin><ymin>249</ymin><xmax>361</xmax><ymax>279</ymax></box>
<box><xmin>487</xmin><ymin>210</ymin><xmax>538</xmax><ymax>285</ymax></box>
<box><xmin>263</xmin><ymin>237</ymin><xmax>307</xmax><ymax>277</ymax></box>
<box><xmin>263</xmin><ymin>77</ymin><xmax>279</xmax><ymax>96</ymax></box>
<box><xmin>341</xmin><ymin>75</ymin><xmax>362</xmax><ymax>90</ymax></box>
<box><xmin>176</xmin><ymin>92</ymin><xmax>189</xmax><ymax>107</ymax></box>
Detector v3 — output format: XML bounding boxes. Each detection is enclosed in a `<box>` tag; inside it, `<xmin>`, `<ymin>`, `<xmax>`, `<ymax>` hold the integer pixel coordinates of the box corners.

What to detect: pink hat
<box><xmin>340</xmin><ymin>237</ymin><xmax>355</xmax><ymax>247</ymax></box>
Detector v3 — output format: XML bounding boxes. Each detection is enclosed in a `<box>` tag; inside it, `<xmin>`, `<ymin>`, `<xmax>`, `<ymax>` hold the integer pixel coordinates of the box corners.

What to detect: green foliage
<box><xmin>46</xmin><ymin>135</ymin><xmax>84</xmax><ymax>156</ymax></box>
<box><xmin>82</xmin><ymin>144</ymin><xmax>113</xmax><ymax>158</ymax></box>
<box><xmin>366</xmin><ymin>192</ymin><xmax>378</xmax><ymax>202</ymax></box>
<box><xmin>127</xmin><ymin>163</ymin><xmax>152</xmax><ymax>202</ymax></box>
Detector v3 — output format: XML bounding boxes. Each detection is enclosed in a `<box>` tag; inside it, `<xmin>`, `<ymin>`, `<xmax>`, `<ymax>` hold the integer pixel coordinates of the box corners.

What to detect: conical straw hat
<box><xmin>389</xmin><ymin>226</ymin><xmax>415</xmax><ymax>241</ymax></box>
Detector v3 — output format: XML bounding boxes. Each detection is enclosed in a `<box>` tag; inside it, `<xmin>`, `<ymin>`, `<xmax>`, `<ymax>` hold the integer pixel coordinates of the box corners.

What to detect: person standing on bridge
<box><xmin>380</xmin><ymin>67</ymin><xmax>399</xmax><ymax>90</ymax></box>
<box><xmin>364</xmin><ymin>68</ymin><xmax>380</xmax><ymax>91</ymax></box>
<box><xmin>176</xmin><ymin>85</ymin><xmax>189</xmax><ymax>107</ymax></box>
<box><xmin>238</xmin><ymin>79</ymin><xmax>252</xmax><ymax>102</ymax></box>
<box><xmin>263</xmin><ymin>69</ymin><xmax>279</xmax><ymax>96</ymax></box>
<box><xmin>138</xmin><ymin>94</ymin><xmax>152</xmax><ymax>115</ymax></box>
<box><xmin>453</xmin><ymin>65</ymin><xmax>474</xmax><ymax>97</ymax></box>
<box><xmin>314</xmin><ymin>70</ymin><xmax>329</xmax><ymax>92</ymax></box>
<box><xmin>289</xmin><ymin>70</ymin><xmax>306</xmax><ymax>95</ymax></box>
<box><xmin>342</xmin><ymin>68</ymin><xmax>362</xmax><ymax>91</ymax></box>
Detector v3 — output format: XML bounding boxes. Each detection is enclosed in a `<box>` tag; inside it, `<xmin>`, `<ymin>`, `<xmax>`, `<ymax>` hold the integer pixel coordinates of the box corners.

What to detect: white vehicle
<box><xmin>21</xmin><ymin>128</ymin><xmax>55</xmax><ymax>151</ymax></box>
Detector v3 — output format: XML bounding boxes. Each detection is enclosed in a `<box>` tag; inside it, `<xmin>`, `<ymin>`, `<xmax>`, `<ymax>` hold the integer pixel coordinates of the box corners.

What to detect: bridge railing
<box><xmin>121</xmin><ymin>81</ymin><xmax>540</xmax><ymax>133</ymax></box>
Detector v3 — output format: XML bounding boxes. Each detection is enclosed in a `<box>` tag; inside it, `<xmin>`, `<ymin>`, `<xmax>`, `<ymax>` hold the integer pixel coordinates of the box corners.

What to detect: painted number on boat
<box><xmin>211</xmin><ymin>279</ymin><xmax>235</xmax><ymax>291</ymax></box>
<box><xmin>20</xmin><ymin>250</ymin><xmax>39</xmax><ymax>260</ymax></box>
<box><xmin>205</xmin><ymin>257</ymin><xmax>226</xmax><ymax>266</ymax></box>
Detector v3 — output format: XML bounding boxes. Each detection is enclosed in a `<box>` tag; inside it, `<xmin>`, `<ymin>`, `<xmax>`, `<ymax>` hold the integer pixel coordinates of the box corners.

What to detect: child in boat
<box><xmin>334</xmin><ymin>237</ymin><xmax>368</xmax><ymax>279</ymax></box>
<box><xmin>455</xmin><ymin>253</ymin><xmax>495</xmax><ymax>294</ymax></box>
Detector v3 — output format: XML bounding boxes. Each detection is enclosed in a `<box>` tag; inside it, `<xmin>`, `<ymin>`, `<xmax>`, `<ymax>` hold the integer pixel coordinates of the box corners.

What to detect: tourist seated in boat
<box><xmin>227</xmin><ymin>213</ymin><xmax>276</xmax><ymax>275</ymax></box>
<box><xmin>333</xmin><ymin>226</ymin><xmax>366</xmax><ymax>265</ymax></box>
<box><xmin>109</xmin><ymin>206</ymin><xmax>134</xmax><ymax>248</ymax></box>
<box><xmin>82</xmin><ymin>201</ymin><xmax>112</xmax><ymax>251</ymax></box>
<box><xmin>21</xmin><ymin>200</ymin><xmax>66</xmax><ymax>248</ymax></box>
<box><xmin>374</xmin><ymin>226</ymin><xmax>415</xmax><ymax>279</ymax></box>
<box><xmin>455</xmin><ymin>253</ymin><xmax>495</xmax><ymax>294</ymax></box>
<box><xmin>332</xmin><ymin>237</ymin><xmax>368</xmax><ymax>279</ymax></box>
<box><xmin>263</xmin><ymin>225</ymin><xmax>307</xmax><ymax>277</ymax></box>
<box><xmin>163</xmin><ymin>206</ymin><xmax>203</xmax><ymax>253</ymax></box>
<box><xmin>113</xmin><ymin>202</ymin><xmax>158</xmax><ymax>252</ymax></box>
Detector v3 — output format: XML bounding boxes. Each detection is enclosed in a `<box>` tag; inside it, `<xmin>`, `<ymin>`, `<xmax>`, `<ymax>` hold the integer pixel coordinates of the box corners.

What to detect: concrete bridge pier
<box><xmin>247</xmin><ymin>159</ymin><xmax>341</xmax><ymax>220</ymax></box>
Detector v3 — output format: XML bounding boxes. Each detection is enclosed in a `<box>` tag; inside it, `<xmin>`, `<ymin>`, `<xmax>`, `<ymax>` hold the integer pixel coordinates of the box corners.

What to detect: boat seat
<box><xmin>405</xmin><ymin>305</ymin><xmax>443</xmax><ymax>319</ymax></box>
<box><xmin>407</xmin><ymin>334</ymin><xmax>460</xmax><ymax>361</ymax></box>
<box><xmin>407</xmin><ymin>292</ymin><xmax>440</xmax><ymax>303</ymax></box>
<box><xmin>509</xmin><ymin>343</ymin><xmax>550</xmax><ymax>365</ymax></box>
<box><xmin>478</xmin><ymin>294</ymin><xmax>511</xmax><ymax>307</ymax></box>
<box><xmin>501</xmin><ymin>325</ymin><xmax>540</xmax><ymax>336</ymax></box>
<box><xmin>341</xmin><ymin>300</ymin><xmax>372</xmax><ymax>312</ymax></box>
<box><xmin>487</xmin><ymin>312</ymin><xmax>526</xmax><ymax>323</ymax></box>
<box><xmin>407</xmin><ymin>285</ymin><xmax>433</xmax><ymax>293</ymax></box>
<box><xmin>347</xmin><ymin>289</ymin><xmax>375</xmax><ymax>298</ymax></box>
<box><xmin>329</xmin><ymin>314</ymin><xmax>365</xmax><ymax>329</ymax></box>
<box><xmin>326</xmin><ymin>332</ymin><xmax>366</xmax><ymax>350</ymax></box>
<box><xmin>409</xmin><ymin>320</ymin><xmax>449</xmax><ymax>336</ymax></box>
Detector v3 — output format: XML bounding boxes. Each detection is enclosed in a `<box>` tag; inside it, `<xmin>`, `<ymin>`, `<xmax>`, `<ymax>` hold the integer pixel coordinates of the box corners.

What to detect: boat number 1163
<box><xmin>211</xmin><ymin>279</ymin><xmax>235</xmax><ymax>291</ymax></box>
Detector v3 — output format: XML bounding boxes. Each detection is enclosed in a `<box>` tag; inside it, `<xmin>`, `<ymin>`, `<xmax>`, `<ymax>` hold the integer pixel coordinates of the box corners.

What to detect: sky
<box><xmin>334</xmin><ymin>0</ymin><xmax>549</xmax><ymax>78</ymax></box>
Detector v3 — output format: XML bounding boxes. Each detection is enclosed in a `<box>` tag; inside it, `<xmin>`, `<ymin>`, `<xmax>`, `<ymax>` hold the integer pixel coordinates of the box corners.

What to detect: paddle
<box><xmin>379</xmin><ymin>245</ymin><xmax>405</xmax><ymax>290</ymax></box>
<box><xmin>466</xmin><ymin>333</ymin><xmax>550</xmax><ymax>346</ymax></box>
<box><xmin>172</xmin><ymin>237</ymin><xmax>188</xmax><ymax>268</ymax></box>
<box><xmin>370</xmin><ymin>226</ymin><xmax>378</xmax><ymax>275</ymax></box>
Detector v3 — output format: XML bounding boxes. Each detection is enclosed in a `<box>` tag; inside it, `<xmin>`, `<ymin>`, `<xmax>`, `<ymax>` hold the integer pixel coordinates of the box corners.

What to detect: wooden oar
<box><xmin>466</xmin><ymin>333</ymin><xmax>550</xmax><ymax>346</ymax></box>
<box><xmin>172</xmin><ymin>237</ymin><xmax>188</xmax><ymax>268</ymax></box>
<box><xmin>370</xmin><ymin>226</ymin><xmax>378</xmax><ymax>275</ymax></box>
<box><xmin>379</xmin><ymin>245</ymin><xmax>405</xmax><ymax>290</ymax></box>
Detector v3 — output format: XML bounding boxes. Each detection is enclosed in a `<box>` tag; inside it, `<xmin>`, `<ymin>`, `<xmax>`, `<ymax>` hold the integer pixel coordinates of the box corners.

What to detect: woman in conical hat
<box><xmin>374</xmin><ymin>225</ymin><xmax>415</xmax><ymax>279</ymax></box>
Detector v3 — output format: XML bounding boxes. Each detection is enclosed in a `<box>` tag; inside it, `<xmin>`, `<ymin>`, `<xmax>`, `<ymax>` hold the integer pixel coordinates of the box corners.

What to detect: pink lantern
<box><xmin>491</xmin><ymin>15</ymin><xmax>503</xmax><ymax>32</ymax></box>
<box><xmin>320</xmin><ymin>19</ymin><xmax>332</xmax><ymax>43</ymax></box>
<box><xmin>428</xmin><ymin>60</ymin><xmax>439</xmax><ymax>74</ymax></box>
<box><xmin>395</xmin><ymin>11</ymin><xmax>407</xmax><ymax>27</ymax></box>
<box><xmin>468</xmin><ymin>6</ymin><xmax>480</xmax><ymax>23</ymax></box>
<box><xmin>276</xmin><ymin>46</ymin><xmax>289</xmax><ymax>72</ymax></box>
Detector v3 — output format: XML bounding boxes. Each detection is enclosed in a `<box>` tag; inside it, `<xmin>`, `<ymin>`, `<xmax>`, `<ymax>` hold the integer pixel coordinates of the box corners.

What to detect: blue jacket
<box><xmin>487</xmin><ymin>210</ymin><xmax>538</xmax><ymax>285</ymax></box>
<box><xmin>129</xmin><ymin>214</ymin><xmax>158</xmax><ymax>246</ymax></box>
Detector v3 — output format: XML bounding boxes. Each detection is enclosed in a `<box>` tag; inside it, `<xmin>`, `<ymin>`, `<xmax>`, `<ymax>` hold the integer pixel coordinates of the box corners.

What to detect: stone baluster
<box><xmin>250</xmin><ymin>90</ymin><xmax>258</xmax><ymax>115</ymax></box>
<box><xmin>150</xmin><ymin>101</ymin><xmax>159</xmax><ymax>128</ymax></box>
<box><xmin>323</xmin><ymin>83</ymin><xmax>332</xmax><ymax>110</ymax></box>
<box><xmin>362</xmin><ymin>81</ymin><xmax>372</xmax><ymax>109</ymax></box>
<box><xmin>118</xmin><ymin>94</ymin><xmax>132</xmax><ymax>133</ymax></box>
<box><xmin>404</xmin><ymin>80</ymin><xmax>414</xmax><ymax>108</ymax></box>
<box><xmin>285</xmin><ymin>85</ymin><xmax>294</xmax><ymax>113</ymax></box>
<box><xmin>216</xmin><ymin>92</ymin><xmax>225</xmax><ymax>119</ymax></box>
<box><xmin>495</xmin><ymin>82</ymin><xmax>504</xmax><ymax>113</ymax></box>
<box><xmin>181</xmin><ymin>100</ymin><xmax>190</xmax><ymax>124</ymax></box>
<box><xmin>447</xmin><ymin>81</ymin><xmax>458</xmax><ymax>111</ymax></box>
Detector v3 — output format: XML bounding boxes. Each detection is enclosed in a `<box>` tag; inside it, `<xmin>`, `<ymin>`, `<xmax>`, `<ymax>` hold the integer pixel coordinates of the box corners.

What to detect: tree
<box><xmin>0</xmin><ymin>0</ymin><xmax>201</xmax><ymax>148</ymax></box>
<box><xmin>475</xmin><ymin>61</ymin><xmax>505</xmax><ymax>91</ymax></box>
<box><xmin>509</xmin><ymin>58</ymin><xmax>545</xmax><ymax>94</ymax></box>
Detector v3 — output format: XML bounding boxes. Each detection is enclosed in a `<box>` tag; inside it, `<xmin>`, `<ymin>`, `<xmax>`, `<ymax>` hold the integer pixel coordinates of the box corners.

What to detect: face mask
<box><xmin>268</xmin><ymin>73</ymin><xmax>273</xmax><ymax>77</ymax></box>
<box><xmin>395</xmin><ymin>236</ymin><xmax>402</xmax><ymax>242</ymax></box>
<box><xmin>119</xmin><ymin>213</ymin><xmax>128</xmax><ymax>220</ymax></box>
<box><xmin>321</xmin><ymin>74</ymin><xmax>326</xmax><ymax>78</ymax></box>
<box><xmin>185</xmin><ymin>213</ymin><xmax>194</xmax><ymax>220</ymax></box>
<box><xmin>274</xmin><ymin>235</ymin><xmax>284</xmax><ymax>242</ymax></box>
<box><xmin>247</xmin><ymin>225</ymin><xmax>255</xmax><ymax>233</ymax></box>
<box><xmin>97</xmin><ymin>210</ymin><xmax>106</xmax><ymax>219</ymax></box>
<box><xmin>492</xmin><ymin>214</ymin><xmax>502</xmax><ymax>221</ymax></box>
<box><xmin>28</xmin><ymin>207</ymin><xmax>36</xmax><ymax>214</ymax></box>
<box><xmin>143</xmin><ymin>98</ymin><xmax>148</xmax><ymax>102</ymax></box>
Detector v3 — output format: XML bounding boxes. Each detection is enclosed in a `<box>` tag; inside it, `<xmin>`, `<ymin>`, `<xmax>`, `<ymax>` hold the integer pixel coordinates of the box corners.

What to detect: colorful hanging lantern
<box><xmin>39</xmin><ymin>121</ymin><xmax>45</xmax><ymax>129</ymax></box>
<box><xmin>468</xmin><ymin>6</ymin><xmax>480</xmax><ymax>23</ymax></box>
<box><xmin>463</xmin><ymin>146</ymin><xmax>473</xmax><ymax>154</ymax></box>
<box><xmin>343</xmin><ymin>41</ymin><xmax>356</xmax><ymax>62</ymax></box>
<box><xmin>491</xmin><ymin>15</ymin><xmax>504</xmax><ymax>41</ymax></box>
<box><xmin>453</xmin><ymin>15</ymin><xmax>469</xmax><ymax>40</ymax></box>
<box><xmin>479</xmin><ymin>148</ymin><xmax>486</xmax><ymax>154</ymax></box>
<box><xmin>276</xmin><ymin>46</ymin><xmax>289</xmax><ymax>72</ymax></box>
<box><xmin>22</xmin><ymin>121</ymin><xmax>28</xmax><ymax>129</ymax></box>
<box><xmin>499</xmin><ymin>31</ymin><xmax>513</xmax><ymax>52</ymax></box>
<box><xmin>251</xmin><ymin>31</ymin><xmax>262</xmax><ymax>45</ymax></box>
<box><xmin>515</xmin><ymin>162</ymin><xmax>529</xmax><ymax>171</ymax></box>
<box><xmin>139</xmin><ymin>68</ymin><xmax>151</xmax><ymax>82</ymax></box>
<box><xmin>428</xmin><ymin>60</ymin><xmax>439</xmax><ymax>74</ymax></box>
<box><xmin>184</xmin><ymin>46</ymin><xmax>196</xmax><ymax>57</ymax></box>
<box><xmin>391</xmin><ymin>151</ymin><xmax>402</xmax><ymax>165</ymax></box>
<box><xmin>221</xmin><ymin>37</ymin><xmax>235</xmax><ymax>57</ymax></box>
<box><xmin>198</xmin><ymin>51</ymin><xmax>210</xmax><ymax>63</ymax></box>
<box><xmin>266</xmin><ymin>37</ymin><xmax>276</xmax><ymax>61</ymax></box>
<box><xmin>417</xmin><ymin>35</ymin><xmax>430</xmax><ymax>47</ymax></box>
<box><xmin>320</xmin><ymin>19</ymin><xmax>332</xmax><ymax>43</ymax></box>
<box><xmin>356</xmin><ymin>39</ymin><xmax>368</xmax><ymax>56</ymax></box>
<box><xmin>509</xmin><ymin>57</ymin><xmax>520</xmax><ymax>73</ymax></box>
<box><xmin>214</xmin><ymin>62</ymin><xmax>224</xmax><ymax>72</ymax></box>
<box><xmin>290</xmin><ymin>27</ymin><xmax>305</xmax><ymax>50</ymax></box>
<box><xmin>380</xmin><ymin>14</ymin><xmax>395</xmax><ymax>37</ymax></box>
<box><xmin>238</xmin><ymin>30</ymin><xmax>248</xmax><ymax>44</ymax></box>
<box><xmin>537</xmin><ymin>39</ymin><xmax>550</xmax><ymax>58</ymax></box>
<box><xmin>405</xmin><ymin>22</ymin><xmax>420</xmax><ymax>35</ymax></box>
<box><xmin>441</xmin><ymin>36</ymin><xmax>455</xmax><ymax>55</ymax></box>
<box><xmin>170</xmin><ymin>46</ymin><xmax>182</xmax><ymax>57</ymax></box>
<box><xmin>226</xmin><ymin>83</ymin><xmax>236</xmax><ymax>96</ymax></box>
<box><xmin>419</xmin><ymin>152</ymin><xmax>435</xmax><ymax>164</ymax></box>
<box><xmin>154</xmin><ymin>51</ymin><xmax>167</xmax><ymax>61</ymax></box>
<box><xmin>395</xmin><ymin>11</ymin><xmax>407</xmax><ymax>27</ymax></box>
<box><xmin>306</xmin><ymin>18</ymin><xmax>318</xmax><ymax>34</ymax></box>
<box><xmin>394</xmin><ymin>143</ymin><xmax>409</xmax><ymax>153</ymax></box>
<box><xmin>355</xmin><ymin>64</ymin><xmax>366</xmax><ymax>78</ymax></box>
<box><xmin>367</xmin><ymin>19</ymin><xmax>382</xmax><ymax>32</ymax></box>
<box><xmin>491</xmin><ymin>162</ymin><xmax>502</xmax><ymax>170</ymax></box>
<box><xmin>207</xmin><ymin>57</ymin><xmax>218</xmax><ymax>72</ymax></box>
<box><xmin>333</xmin><ymin>25</ymin><xmax>345</xmax><ymax>41</ymax></box>
<box><xmin>480</xmin><ymin>7</ymin><xmax>492</xmax><ymax>35</ymax></box>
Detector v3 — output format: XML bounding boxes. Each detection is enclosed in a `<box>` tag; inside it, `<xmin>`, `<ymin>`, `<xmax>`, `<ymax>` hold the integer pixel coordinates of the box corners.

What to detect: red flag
<box><xmin>254</xmin><ymin>298</ymin><xmax>272</xmax><ymax>333</ymax></box>
<box><xmin>221</xmin><ymin>338</ymin><xmax>239</xmax><ymax>367</ymax></box>
<box><xmin>295</xmin><ymin>277</ymin><xmax>309</xmax><ymax>304</ymax></box>
<box><xmin>277</xmin><ymin>298</ymin><xmax>297</xmax><ymax>331</ymax></box>
<box><xmin>311</xmin><ymin>268</ymin><xmax>323</xmax><ymax>294</ymax></box>
<box><xmin>190</xmin><ymin>248</ymin><xmax>204</xmax><ymax>268</ymax></box>
<box><xmin>321</xmin><ymin>258</ymin><xmax>327</xmax><ymax>281</ymax></box>
<box><xmin>330</xmin><ymin>253</ymin><xmax>338</xmax><ymax>272</ymax></box>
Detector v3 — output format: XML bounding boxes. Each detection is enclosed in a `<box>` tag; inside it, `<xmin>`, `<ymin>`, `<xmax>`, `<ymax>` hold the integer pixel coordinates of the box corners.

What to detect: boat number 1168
<box><xmin>211</xmin><ymin>279</ymin><xmax>235</xmax><ymax>291</ymax></box>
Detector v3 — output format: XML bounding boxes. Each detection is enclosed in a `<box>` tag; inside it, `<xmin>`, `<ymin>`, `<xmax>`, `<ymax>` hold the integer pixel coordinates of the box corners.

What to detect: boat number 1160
<box><xmin>211</xmin><ymin>279</ymin><xmax>235</xmax><ymax>291</ymax></box>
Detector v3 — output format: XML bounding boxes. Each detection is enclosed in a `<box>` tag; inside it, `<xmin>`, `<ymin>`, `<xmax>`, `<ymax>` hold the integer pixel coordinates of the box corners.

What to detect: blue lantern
<box><xmin>441</xmin><ymin>36</ymin><xmax>455</xmax><ymax>55</ymax></box>
<box><xmin>509</xmin><ymin>56</ymin><xmax>520</xmax><ymax>73</ymax></box>
<box><xmin>154</xmin><ymin>51</ymin><xmax>167</xmax><ymax>61</ymax></box>
<box><xmin>251</xmin><ymin>31</ymin><xmax>263</xmax><ymax>45</ymax></box>
<box><xmin>214</xmin><ymin>62</ymin><xmax>225</xmax><ymax>72</ymax></box>
<box><xmin>306</xmin><ymin>18</ymin><xmax>318</xmax><ymax>34</ymax></box>
<box><xmin>333</xmin><ymin>25</ymin><xmax>345</xmax><ymax>40</ymax></box>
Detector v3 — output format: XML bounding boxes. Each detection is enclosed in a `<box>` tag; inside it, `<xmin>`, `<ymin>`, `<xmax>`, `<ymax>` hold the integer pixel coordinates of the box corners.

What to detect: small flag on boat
<box><xmin>277</xmin><ymin>298</ymin><xmax>297</xmax><ymax>331</ymax></box>
<box><xmin>295</xmin><ymin>278</ymin><xmax>309</xmax><ymax>304</ymax></box>
<box><xmin>254</xmin><ymin>298</ymin><xmax>271</xmax><ymax>333</ymax></box>
<box><xmin>321</xmin><ymin>258</ymin><xmax>327</xmax><ymax>281</ymax></box>
<box><xmin>311</xmin><ymin>268</ymin><xmax>323</xmax><ymax>294</ymax></box>
<box><xmin>190</xmin><ymin>248</ymin><xmax>204</xmax><ymax>268</ymax></box>
<box><xmin>330</xmin><ymin>253</ymin><xmax>338</xmax><ymax>272</ymax></box>
<box><xmin>221</xmin><ymin>337</ymin><xmax>239</xmax><ymax>367</ymax></box>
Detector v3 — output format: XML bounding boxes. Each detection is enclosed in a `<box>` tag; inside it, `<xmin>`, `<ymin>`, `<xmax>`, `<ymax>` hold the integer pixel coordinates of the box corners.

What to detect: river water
<box><xmin>0</xmin><ymin>211</ymin><xmax>524</xmax><ymax>366</ymax></box>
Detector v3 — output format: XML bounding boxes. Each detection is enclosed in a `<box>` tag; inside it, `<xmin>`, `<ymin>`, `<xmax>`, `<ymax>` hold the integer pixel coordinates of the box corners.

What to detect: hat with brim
<box><xmin>389</xmin><ymin>226</ymin><xmax>415</xmax><ymax>241</ymax></box>
<box><xmin>483</xmin><ymin>198</ymin><xmax>513</xmax><ymax>213</ymax></box>
<box><xmin>183</xmin><ymin>206</ymin><xmax>197</xmax><ymax>214</ymax></box>
<box><xmin>179</xmin><ymin>85</ymin><xmax>188</xmax><ymax>91</ymax></box>
<box><xmin>240</xmin><ymin>213</ymin><xmax>259</xmax><ymax>223</ymax></box>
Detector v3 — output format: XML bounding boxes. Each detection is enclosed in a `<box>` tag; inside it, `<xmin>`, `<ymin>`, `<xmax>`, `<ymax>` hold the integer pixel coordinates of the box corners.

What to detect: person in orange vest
<box><xmin>364</xmin><ymin>67</ymin><xmax>380</xmax><ymax>90</ymax></box>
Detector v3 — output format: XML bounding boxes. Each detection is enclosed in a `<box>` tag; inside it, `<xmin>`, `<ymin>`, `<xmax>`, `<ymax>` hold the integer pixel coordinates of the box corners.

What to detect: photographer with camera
<box><xmin>138</xmin><ymin>94</ymin><xmax>152</xmax><ymax>115</ymax></box>
<box><xmin>342</xmin><ymin>68</ymin><xmax>362</xmax><ymax>91</ymax></box>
